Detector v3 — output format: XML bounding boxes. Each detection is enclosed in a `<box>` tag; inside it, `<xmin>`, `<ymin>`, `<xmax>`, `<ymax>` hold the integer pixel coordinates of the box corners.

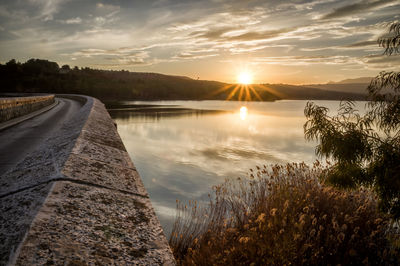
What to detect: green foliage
<box><xmin>304</xmin><ymin>97</ymin><xmax>400</xmax><ymax>218</ymax></box>
<box><xmin>304</xmin><ymin>22</ymin><xmax>400</xmax><ymax>218</ymax></box>
<box><xmin>378</xmin><ymin>22</ymin><xmax>400</xmax><ymax>55</ymax></box>
<box><xmin>367</xmin><ymin>71</ymin><xmax>400</xmax><ymax>131</ymax></box>
<box><xmin>304</xmin><ymin>101</ymin><xmax>373</xmax><ymax>165</ymax></box>
<box><xmin>170</xmin><ymin>163</ymin><xmax>399</xmax><ymax>265</ymax></box>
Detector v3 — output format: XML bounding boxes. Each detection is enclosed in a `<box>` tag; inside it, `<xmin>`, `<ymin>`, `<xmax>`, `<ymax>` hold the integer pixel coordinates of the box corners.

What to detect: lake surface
<box><xmin>109</xmin><ymin>100</ymin><xmax>365</xmax><ymax>236</ymax></box>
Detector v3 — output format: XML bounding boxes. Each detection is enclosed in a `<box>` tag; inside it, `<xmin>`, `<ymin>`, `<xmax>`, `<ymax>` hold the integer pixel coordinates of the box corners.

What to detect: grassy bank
<box><xmin>169</xmin><ymin>162</ymin><xmax>399</xmax><ymax>265</ymax></box>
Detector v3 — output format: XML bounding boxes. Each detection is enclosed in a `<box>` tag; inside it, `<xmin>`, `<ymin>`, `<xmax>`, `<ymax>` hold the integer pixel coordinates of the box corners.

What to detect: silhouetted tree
<box><xmin>304</xmin><ymin>22</ymin><xmax>400</xmax><ymax>218</ymax></box>
<box><xmin>0</xmin><ymin>58</ymin><xmax>228</xmax><ymax>100</ymax></box>
<box><xmin>5</xmin><ymin>59</ymin><xmax>17</xmax><ymax>66</ymax></box>
<box><xmin>61</xmin><ymin>64</ymin><xmax>70</xmax><ymax>70</ymax></box>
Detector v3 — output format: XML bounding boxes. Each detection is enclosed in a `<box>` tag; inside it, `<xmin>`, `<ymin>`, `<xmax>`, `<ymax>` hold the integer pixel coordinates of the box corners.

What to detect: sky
<box><xmin>0</xmin><ymin>0</ymin><xmax>399</xmax><ymax>84</ymax></box>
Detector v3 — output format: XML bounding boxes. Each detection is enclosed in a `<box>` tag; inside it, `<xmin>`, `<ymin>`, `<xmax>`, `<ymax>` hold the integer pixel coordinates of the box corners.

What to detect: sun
<box><xmin>237</xmin><ymin>72</ymin><xmax>253</xmax><ymax>85</ymax></box>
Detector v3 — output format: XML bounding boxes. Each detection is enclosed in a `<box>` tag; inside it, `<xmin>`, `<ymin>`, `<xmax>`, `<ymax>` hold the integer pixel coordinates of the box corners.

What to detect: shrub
<box><xmin>169</xmin><ymin>162</ymin><xmax>399</xmax><ymax>265</ymax></box>
<box><xmin>304</xmin><ymin>22</ymin><xmax>400</xmax><ymax>218</ymax></box>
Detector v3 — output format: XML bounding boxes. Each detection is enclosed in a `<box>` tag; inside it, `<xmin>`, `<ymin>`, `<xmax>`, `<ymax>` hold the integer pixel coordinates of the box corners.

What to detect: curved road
<box><xmin>0</xmin><ymin>97</ymin><xmax>83</xmax><ymax>176</ymax></box>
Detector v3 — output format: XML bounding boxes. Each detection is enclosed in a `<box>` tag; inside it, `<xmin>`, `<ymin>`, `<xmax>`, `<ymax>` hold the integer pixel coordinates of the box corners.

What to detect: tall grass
<box><xmin>169</xmin><ymin>162</ymin><xmax>399</xmax><ymax>265</ymax></box>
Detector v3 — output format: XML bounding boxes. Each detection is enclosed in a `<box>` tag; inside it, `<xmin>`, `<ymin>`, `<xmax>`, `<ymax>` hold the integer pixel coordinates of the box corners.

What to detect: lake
<box><xmin>109</xmin><ymin>100</ymin><xmax>365</xmax><ymax>236</ymax></box>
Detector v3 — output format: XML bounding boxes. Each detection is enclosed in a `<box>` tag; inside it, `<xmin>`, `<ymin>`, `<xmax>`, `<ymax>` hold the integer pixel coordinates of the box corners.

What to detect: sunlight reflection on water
<box><xmin>239</xmin><ymin>106</ymin><xmax>248</xmax><ymax>120</ymax></box>
<box><xmin>110</xmin><ymin>100</ymin><xmax>367</xmax><ymax>236</ymax></box>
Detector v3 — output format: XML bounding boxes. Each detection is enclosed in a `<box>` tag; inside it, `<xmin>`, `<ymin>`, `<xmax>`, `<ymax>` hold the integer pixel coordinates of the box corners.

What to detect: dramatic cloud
<box><xmin>252</xmin><ymin>55</ymin><xmax>356</xmax><ymax>66</ymax></box>
<box><xmin>344</xmin><ymin>40</ymin><xmax>377</xmax><ymax>48</ymax></box>
<box><xmin>322</xmin><ymin>0</ymin><xmax>398</xmax><ymax>20</ymax></box>
<box><xmin>0</xmin><ymin>0</ymin><xmax>399</xmax><ymax>84</ymax></box>
<box><xmin>58</xmin><ymin>17</ymin><xmax>82</xmax><ymax>24</ymax></box>
<box><xmin>29</xmin><ymin>0</ymin><xmax>65</xmax><ymax>21</ymax></box>
<box><xmin>228</xmin><ymin>27</ymin><xmax>296</xmax><ymax>42</ymax></box>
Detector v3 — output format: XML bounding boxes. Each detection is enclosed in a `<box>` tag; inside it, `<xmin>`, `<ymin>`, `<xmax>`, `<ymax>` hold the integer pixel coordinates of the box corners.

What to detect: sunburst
<box><xmin>237</xmin><ymin>72</ymin><xmax>253</xmax><ymax>85</ymax></box>
<box><xmin>204</xmin><ymin>70</ymin><xmax>286</xmax><ymax>102</ymax></box>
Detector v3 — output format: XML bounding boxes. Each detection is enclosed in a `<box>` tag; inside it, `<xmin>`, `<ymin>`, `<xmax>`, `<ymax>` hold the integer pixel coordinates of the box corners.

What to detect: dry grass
<box><xmin>169</xmin><ymin>162</ymin><xmax>400</xmax><ymax>265</ymax></box>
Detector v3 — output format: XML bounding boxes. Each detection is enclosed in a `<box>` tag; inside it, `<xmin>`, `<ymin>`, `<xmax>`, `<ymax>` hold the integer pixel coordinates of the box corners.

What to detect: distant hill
<box><xmin>0</xmin><ymin>58</ymin><xmax>365</xmax><ymax>101</ymax></box>
<box><xmin>305</xmin><ymin>77</ymin><xmax>372</xmax><ymax>95</ymax></box>
<box><xmin>328</xmin><ymin>77</ymin><xmax>373</xmax><ymax>84</ymax></box>
<box><xmin>259</xmin><ymin>84</ymin><xmax>365</xmax><ymax>101</ymax></box>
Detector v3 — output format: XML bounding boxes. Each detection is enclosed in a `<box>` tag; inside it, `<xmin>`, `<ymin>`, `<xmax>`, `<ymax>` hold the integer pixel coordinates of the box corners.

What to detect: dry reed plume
<box><xmin>169</xmin><ymin>162</ymin><xmax>399</xmax><ymax>265</ymax></box>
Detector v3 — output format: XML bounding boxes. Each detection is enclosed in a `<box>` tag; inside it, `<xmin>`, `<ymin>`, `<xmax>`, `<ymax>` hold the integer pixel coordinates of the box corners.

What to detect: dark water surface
<box><xmin>109</xmin><ymin>100</ymin><xmax>365</xmax><ymax>236</ymax></box>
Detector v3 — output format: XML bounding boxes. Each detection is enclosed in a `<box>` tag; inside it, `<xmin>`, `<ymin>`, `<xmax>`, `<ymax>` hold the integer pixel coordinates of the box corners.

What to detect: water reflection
<box><xmin>110</xmin><ymin>100</ymin><xmax>366</xmax><ymax>236</ymax></box>
<box><xmin>109</xmin><ymin>107</ymin><xmax>227</xmax><ymax>123</ymax></box>
<box><xmin>239</xmin><ymin>106</ymin><xmax>248</xmax><ymax>120</ymax></box>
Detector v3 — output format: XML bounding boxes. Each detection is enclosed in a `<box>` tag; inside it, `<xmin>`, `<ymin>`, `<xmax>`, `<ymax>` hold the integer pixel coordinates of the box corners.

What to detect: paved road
<box><xmin>0</xmin><ymin>97</ymin><xmax>83</xmax><ymax>176</ymax></box>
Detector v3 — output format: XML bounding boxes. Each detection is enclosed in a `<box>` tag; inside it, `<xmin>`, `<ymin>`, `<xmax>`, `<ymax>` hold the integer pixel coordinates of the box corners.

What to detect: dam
<box><xmin>0</xmin><ymin>94</ymin><xmax>175</xmax><ymax>265</ymax></box>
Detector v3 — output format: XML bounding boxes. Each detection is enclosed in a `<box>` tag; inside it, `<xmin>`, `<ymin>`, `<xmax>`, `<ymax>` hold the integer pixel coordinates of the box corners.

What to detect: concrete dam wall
<box><xmin>0</xmin><ymin>95</ymin><xmax>55</xmax><ymax>123</ymax></box>
<box><xmin>0</xmin><ymin>95</ymin><xmax>175</xmax><ymax>265</ymax></box>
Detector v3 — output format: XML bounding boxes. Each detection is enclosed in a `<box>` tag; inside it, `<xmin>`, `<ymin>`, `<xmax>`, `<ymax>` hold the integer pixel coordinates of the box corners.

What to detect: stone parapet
<box><xmin>0</xmin><ymin>95</ymin><xmax>175</xmax><ymax>265</ymax></box>
<box><xmin>0</xmin><ymin>95</ymin><xmax>55</xmax><ymax>123</ymax></box>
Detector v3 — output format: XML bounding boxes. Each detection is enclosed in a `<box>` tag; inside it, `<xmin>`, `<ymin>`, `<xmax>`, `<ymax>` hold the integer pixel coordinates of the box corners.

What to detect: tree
<box><xmin>304</xmin><ymin>22</ymin><xmax>400</xmax><ymax>218</ymax></box>
<box><xmin>61</xmin><ymin>64</ymin><xmax>71</xmax><ymax>70</ymax></box>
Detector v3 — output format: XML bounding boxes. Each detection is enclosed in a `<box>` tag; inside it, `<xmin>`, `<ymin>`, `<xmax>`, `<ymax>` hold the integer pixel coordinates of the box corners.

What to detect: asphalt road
<box><xmin>0</xmin><ymin>97</ymin><xmax>83</xmax><ymax>176</ymax></box>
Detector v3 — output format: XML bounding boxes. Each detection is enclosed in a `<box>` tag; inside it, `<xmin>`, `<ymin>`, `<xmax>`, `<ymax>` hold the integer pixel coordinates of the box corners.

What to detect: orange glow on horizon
<box><xmin>205</xmin><ymin>83</ymin><xmax>285</xmax><ymax>102</ymax></box>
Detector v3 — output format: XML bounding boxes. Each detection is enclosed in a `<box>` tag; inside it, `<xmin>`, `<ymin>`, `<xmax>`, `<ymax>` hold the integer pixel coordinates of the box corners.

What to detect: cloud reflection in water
<box><xmin>110</xmin><ymin>100</ymin><xmax>359</xmax><ymax>236</ymax></box>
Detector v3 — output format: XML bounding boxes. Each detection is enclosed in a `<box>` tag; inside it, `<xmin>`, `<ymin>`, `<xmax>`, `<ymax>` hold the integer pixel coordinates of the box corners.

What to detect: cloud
<box><xmin>195</xmin><ymin>146</ymin><xmax>283</xmax><ymax>162</ymax></box>
<box><xmin>300</xmin><ymin>40</ymin><xmax>379</xmax><ymax>51</ymax></box>
<box><xmin>173</xmin><ymin>53</ymin><xmax>218</xmax><ymax>60</ymax></box>
<box><xmin>95</xmin><ymin>2</ymin><xmax>120</xmax><ymax>17</ymax></box>
<box><xmin>0</xmin><ymin>5</ymin><xmax>29</xmax><ymax>23</ymax></box>
<box><xmin>321</xmin><ymin>0</ymin><xmax>397</xmax><ymax>20</ymax></box>
<box><xmin>344</xmin><ymin>40</ymin><xmax>377</xmax><ymax>48</ymax></box>
<box><xmin>361</xmin><ymin>54</ymin><xmax>400</xmax><ymax>69</ymax></box>
<box><xmin>190</xmin><ymin>26</ymin><xmax>239</xmax><ymax>39</ymax></box>
<box><xmin>0</xmin><ymin>0</ymin><xmax>398</xmax><ymax>82</ymax></box>
<box><xmin>173</xmin><ymin>46</ymin><xmax>219</xmax><ymax>59</ymax></box>
<box><xmin>65</xmin><ymin>46</ymin><xmax>159</xmax><ymax>66</ymax></box>
<box><xmin>59</xmin><ymin>17</ymin><xmax>82</xmax><ymax>24</ymax></box>
<box><xmin>116</xmin><ymin>52</ymin><xmax>150</xmax><ymax>66</ymax></box>
<box><xmin>228</xmin><ymin>44</ymin><xmax>278</xmax><ymax>54</ymax></box>
<box><xmin>29</xmin><ymin>0</ymin><xmax>66</xmax><ymax>21</ymax></box>
<box><xmin>252</xmin><ymin>55</ymin><xmax>355</xmax><ymax>66</ymax></box>
<box><xmin>94</xmin><ymin>16</ymin><xmax>106</xmax><ymax>26</ymax></box>
<box><xmin>251</xmin><ymin>53</ymin><xmax>400</xmax><ymax>71</ymax></box>
<box><xmin>187</xmin><ymin>26</ymin><xmax>296</xmax><ymax>48</ymax></box>
<box><xmin>228</xmin><ymin>27</ymin><xmax>295</xmax><ymax>42</ymax></box>
<box><xmin>276</xmin><ymin>0</ymin><xmax>338</xmax><ymax>11</ymax></box>
<box><xmin>68</xmin><ymin>47</ymin><xmax>149</xmax><ymax>58</ymax></box>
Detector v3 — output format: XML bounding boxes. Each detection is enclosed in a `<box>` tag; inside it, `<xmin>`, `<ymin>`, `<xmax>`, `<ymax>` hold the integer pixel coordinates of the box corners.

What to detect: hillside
<box><xmin>260</xmin><ymin>84</ymin><xmax>365</xmax><ymax>100</ymax></box>
<box><xmin>328</xmin><ymin>77</ymin><xmax>372</xmax><ymax>84</ymax></box>
<box><xmin>305</xmin><ymin>77</ymin><xmax>372</xmax><ymax>95</ymax></box>
<box><xmin>1</xmin><ymin>59</ymin><xmax>365</xmax><ymax>101</ymax></box>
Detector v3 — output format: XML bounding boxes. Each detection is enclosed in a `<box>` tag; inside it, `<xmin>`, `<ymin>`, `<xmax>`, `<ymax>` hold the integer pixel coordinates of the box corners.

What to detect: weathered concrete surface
<box><xmin>0</xmin><ymin>95</ymin><xmax>175</xmax><ymax>265</ymax></box>
<box><xmin>0</xmin><ymin>95</ymin><xmax>55</xmax><ymax>123</ymax></box>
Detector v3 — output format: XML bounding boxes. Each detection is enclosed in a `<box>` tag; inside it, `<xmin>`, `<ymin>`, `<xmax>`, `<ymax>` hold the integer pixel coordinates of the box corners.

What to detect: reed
<box><xmin>169</xmin><ymin>162</ymin><xmax>399</xmax><ymax>265</ymax></box>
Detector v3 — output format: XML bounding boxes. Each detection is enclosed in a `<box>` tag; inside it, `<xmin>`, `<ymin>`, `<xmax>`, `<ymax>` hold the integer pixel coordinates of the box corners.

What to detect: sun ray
<box><xmin>248</xmin><ymin>85</ymin><xmax>263</xmax><ymax>101</ymax></box>
<box><xmin>204</xmin><ymin>84</ymin><xmax>236</xmax><ymax>99</ymax></box>
<box><xmin>238</xmin><ymin>85</ymin><xmax>245</xmax><ymax>101</ymax></box>
<box><xmin>226</xmin><ymin>84</ymin><xmax>241</xmax><ymax>101</ymax></box>
<box><xmin>244</xmin><ymin>85</ymin><xmax>251</xmax><ymax>101</ymax></box>
<box><xmin>257</xmin><ymin>84</ymin><xmax>285</xmax><ymax>98</ymax></box>
<box><xmin>205</xmin><ymin>72</ymin><xmax>280</xmax><ymax>102</ymax></box>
